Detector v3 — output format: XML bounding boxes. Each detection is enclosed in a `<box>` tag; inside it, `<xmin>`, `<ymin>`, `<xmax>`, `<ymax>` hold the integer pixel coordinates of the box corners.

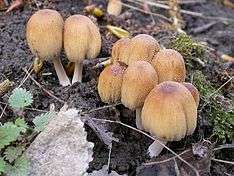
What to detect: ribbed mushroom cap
<box><xmin>126</xmin><ymin>34</ymin><xmax>160</xmax><ymax>65</ymax></box>
<box><xmin>151</xmin><ymin>49</ymin><xmax>186</xmax><ymax>83</ymax></box>
<box><xmin>26</xmin><ymin>9</ymin><xmax>64</xmax><ymax>60</ymax></box>
<box><xmin>121</xmin><ymin>61</ymin><xmax>158</xmax><ymax>110</ymax></box>
<box><xmin>64</xmin><ymin>15</ymin><xmax>101</xmax><ymax>62</ymax></box>
<box><xmin>98</xmin><ymin>62</ymin><xmax>127</xmax><ymax>103</ymax></box>
<box><xmin>141</xmin><ymin>81</ymin><xmax>197</xmax><ymax>141</ymax></box>
<box><xmin>107</xmin><ymin>0</ymin><xmax>122</xmax><ymax>16</ymax></box>
<box><xmin>111</xmin><ymin>37</ymin><xmax>130</xmax><ymax>63</ymax></box>
<box><xmin>182</xmin><ymin>82</ymin><xmax>200</xmax><ymax>107</ymax></box>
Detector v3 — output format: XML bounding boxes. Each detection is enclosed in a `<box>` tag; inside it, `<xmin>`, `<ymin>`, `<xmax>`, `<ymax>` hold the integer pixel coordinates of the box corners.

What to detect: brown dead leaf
<box><xmin>107</xmin><ymin>25</ymin><xmax>130</xmax><ymax>38</ymax></box>
<box><xmin>33</xmin><ymin>57</ymin><xmax>43</xmax><ymax>74</ymax></box>
<box><xmin>221</xmin><ymin>54</ymin><xmax>234</xmax><ymax>62</ymax></box>
<box><xmin>6</xmin><ymin>0</ymin><xmax>24</xmax><ymax>13</ymax></box>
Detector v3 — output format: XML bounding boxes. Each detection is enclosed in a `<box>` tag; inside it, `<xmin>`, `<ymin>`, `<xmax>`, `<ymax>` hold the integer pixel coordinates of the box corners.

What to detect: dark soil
<box><xmin>0</xmin><ymin>0</ymin><xmax>233</xmax><ymax>175</ymax></box>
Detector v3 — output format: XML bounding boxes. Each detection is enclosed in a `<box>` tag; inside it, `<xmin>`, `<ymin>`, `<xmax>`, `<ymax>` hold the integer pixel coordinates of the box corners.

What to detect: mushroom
<box><xmin>121</xmin><ymin>61</ymin><xmax>158</xmax><ymax>129</ymax></box>
<box><xmin>111</xmin><ymin>37</ymin><xmax>130</xmax><ymax>64</ymax></box>
<box><xmin>107</xmin><ymin>0</ymin><xmax>122</xmax><ymax>16</ymax></box>
<box><xmin>126</xmin><ymin>34</ymin><xmax>160</xmax><ymax>65</ymax></box>
<box><xmin>26</xmin><ymin>9</ymin><xmax>70</xmax><ymax>86</ymax></box>
<box><xmin>98</xmin><ymin>62</ymin><xmax>127</xmax><ymax>103</ymax></box>
<box><xmin>182</xmin><ymin>82</ymin><xmax>200</xmax><ymax>107</ymax></box>
<box><xmin>141</xmin><ymin>81</ymin><xmax>197</xmax><ymax>157</ymax></box>
<box><xmin>151</xmin><ymin>49</ymin><xmax>186</xmax><ymax>83</ymax></box>
<box><xmin>64</xmin><ymin>15</ymin><xmax>101</xmax><ymax>84</ymax></box>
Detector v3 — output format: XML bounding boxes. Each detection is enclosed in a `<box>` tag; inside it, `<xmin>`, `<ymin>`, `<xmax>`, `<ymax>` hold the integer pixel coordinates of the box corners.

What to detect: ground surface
<box><xmin>0</xmin><ymin>0</ymin><xmax>233</xmax><ymax>175</ymax></box>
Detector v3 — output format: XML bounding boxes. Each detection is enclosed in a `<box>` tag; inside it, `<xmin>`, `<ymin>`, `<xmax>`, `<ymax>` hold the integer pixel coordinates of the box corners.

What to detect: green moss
<box><xmin>193</xmin><ymin>71</ymin><xmax>234</xmax><ymax>142</ymax></box>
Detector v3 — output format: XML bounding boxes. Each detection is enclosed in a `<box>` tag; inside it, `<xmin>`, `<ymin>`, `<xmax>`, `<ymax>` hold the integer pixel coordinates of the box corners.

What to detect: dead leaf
<box><xmin>84</xmin><ymin>4</ymin><xmax>104</xmax><ymax>17</ymax></box>
<box><xmin>107</xmin><ymin>25</ymin><xmax>130</xmax><ymax>38</ymax></box>
<box><xmin>221</xmin><ymin>54</ymin><xmax>234</xmax><ymax>62</ymax></box>
<box><xmin>33</xmin><ymin>57</ymin><xmax>43</xmax><ymax>74</ymax></box>
<box><xmin>6</xmin><ymin>0</ymin><xmax>24</xmax><ymax>13</ymax></box>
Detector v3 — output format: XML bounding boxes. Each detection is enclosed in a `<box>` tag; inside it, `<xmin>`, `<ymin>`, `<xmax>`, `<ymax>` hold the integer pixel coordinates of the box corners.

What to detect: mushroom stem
<box><xmin>148</xmin><ymin>140</ymin><xmax>167</xmax><ymax>158</ymax></box>
<box><xmin>52</xmin><ymin>58</ymin><xmax>71</xmax><ymax>86</ymax></box>
<box><xmin>136</xmin><ymin>108</ymin><xmax>143</xmax><ymax>130</ymax></box>
<box><xmin>72</xmin><ymin>61</ymin><xmax>83</xmax><ymax>84</ymax></box>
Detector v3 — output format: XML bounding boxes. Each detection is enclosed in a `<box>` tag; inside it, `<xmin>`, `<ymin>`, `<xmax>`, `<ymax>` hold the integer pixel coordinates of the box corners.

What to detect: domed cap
<box><xmin>26</xmin><ymin>9</ymin><xmax>64</xmax><ymax>60</ymax></box>
<box><xmin>107</xmin><ymin>0</ymin><xmax>122</xmax><ymax>16</ymax></box>
<box><xmin>98</xmin><ymin>62</ymin><xmax>127</xmax><ymax>103</ymax></box>
<box><xmin>111</xmin><ymin>37</ymin><xmax>130</xmax><ymax>63</ymax></box>
<box><xmin>141</xmin><ymin>81</ymin><xmax>197</xmax><ymax>141</ymax></box>
<box><xmin>182</xmin><ymin>82</ymin><xmax>200</xmax><ymax>107</ymax></box>
<box><xmin>152</xmin><ymin>49</ymin><xmax>186</xmax><ymax>83</ymax></box>
<box><xmin>64</xmin><ymin>15</ymin><xmax>101</xmax><ymax>62</ymax></box>
<box><xmin>121</xmin><ymin>61</ymin><xmax>158</xmax><ymax>110</ymax></box>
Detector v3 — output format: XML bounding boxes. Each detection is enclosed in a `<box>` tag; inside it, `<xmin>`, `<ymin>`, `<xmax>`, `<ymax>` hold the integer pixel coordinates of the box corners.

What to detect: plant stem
<box><xmin>148</xmin><ymin>140</ymin><xmax>167</xmax><ymax>158</ymax></box>
<box><xmin>136</xmin><ymin>108</ymin><xmax>143</xmax><ymax>130</ymax></box>
<box><xmin>52</xmin><ymin>58</ymin><xmax>71</xmax><ymax>86</ymax></box>
<box><xmin>72</xmin><ymin>61</ymin><xmax>83</xmax><ymax>84</ymax></box>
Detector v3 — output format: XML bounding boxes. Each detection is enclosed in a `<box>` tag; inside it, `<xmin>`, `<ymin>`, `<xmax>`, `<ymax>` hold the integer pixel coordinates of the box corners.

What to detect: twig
<box><xmin>91</xmin><ymin>118</ymin><xmax>200</xmax><ymax>176</ymax></box>
<box><xmin>22</xmin><ymin>68</ymin><xmax>65</xmax><ymax>104</ymax></box>
<box><xmin>107</xmin><ymin>144</ymin><xmax>112</xmax><ymax>173</ymax></box>
<box><xmin>174</xmin><ymin>158</ymin><xmax>181</xmax><ymax>176</ymax></box>
<box><xmin>0</xmin><ymin>104</ymin><xmax>7</xmax><ymax>120</ymax></box>
<box><xmin>214</xmin><ymin>144</ymin><xmax>234</xmax><ymax>151</ymax></box>
<box><xmin>212</xmin><ymin>158</ymin><xmax>234</xmax><ymax>165</ymax></box>
<box><xmin>190</xmin><ymin>21</ymin><xmax>218</xmax><ymax>34</ymax></box>
<box><xmin>18</xmin><ymin>65</ymin><xmax>33</xmax><ymax>88</ymax></box>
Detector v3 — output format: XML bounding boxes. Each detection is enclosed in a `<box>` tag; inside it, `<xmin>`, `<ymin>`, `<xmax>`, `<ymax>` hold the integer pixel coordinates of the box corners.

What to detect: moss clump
<box><xmin>193</xmin><ymin>71</ymin><xmax>234</xmax><ymax>142</ymax></box>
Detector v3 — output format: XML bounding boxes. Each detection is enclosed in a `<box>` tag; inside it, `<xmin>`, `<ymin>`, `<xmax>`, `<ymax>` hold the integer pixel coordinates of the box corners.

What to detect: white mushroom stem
<box><xmin>136</xmin><ymin>108</ymin><xmax>143</xmax><ymax>130</ymax></box>
<box><xmin>52</xmin><ymin>58</ymin><xmax>71</xmax><ymax>86</ymax></box>
<box><xmin>72</xmin><ymin>61</ymin><xmax>83</xmax><ymax>84</ymax></box>
<box><xmin>148</xmin><ymin>140</ymin><xmax>167</xmax><ymax>158</ymax></box>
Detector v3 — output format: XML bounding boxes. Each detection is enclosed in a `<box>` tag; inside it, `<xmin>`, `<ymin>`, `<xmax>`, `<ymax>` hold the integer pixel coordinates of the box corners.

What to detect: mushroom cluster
<box><xmin>26</xmin><ymin>9</ymin><xmax>101</xmax><ymax>86</ymax></box>
<box><xmin>98</xmin><ymin>34</ymin><xmax>200</xmax><ymax>158</ymax></box>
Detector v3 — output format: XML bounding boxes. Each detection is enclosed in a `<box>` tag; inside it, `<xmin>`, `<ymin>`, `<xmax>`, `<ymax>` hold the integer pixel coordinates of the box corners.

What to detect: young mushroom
<box><xmin>26</xmin><ymin>9</ymin><xmax>71</xmax><ymax>86</ymax></box>
<box><xmin>107</xmin><ymin>0</ymin><xmax>122</xmax><ymax>16</ymax></box>
<box><xmin>98</xmin><ymin>62</ymin><xmax>127</xmax><ymax>103</ymax></box>
<box><xmin>151</xmin><ymin>49</ymin><xmax>186</xmax><ymax>83</ymax></box>
<box><xmin>121</xmin><ymin>61</ymin><xmax>158</xmax><ymax>129</ymax></box>
<box><xmin>126</xmin><ymin>34</ymin><xmax>160</xmax><ymax>65</ymax></box>
<box><xmin>64</xmin><ymin>15</ymin><xmax>101</xmax><ymax>84</ymax></box>
<box><xmin>141</xmin><ymin>81</ymin><xmax>197</xmax><ymax>157</ymax></box>
<box><xmin>182</xmin><ymin>82</ymin><xmax>200</xmax><ymax>107</ymax></box>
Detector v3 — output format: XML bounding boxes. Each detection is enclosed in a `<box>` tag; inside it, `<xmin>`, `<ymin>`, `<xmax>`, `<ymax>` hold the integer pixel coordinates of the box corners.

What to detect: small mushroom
<box><xmin>121</xmin><ymin>61</ymin><xmax>158</xmax><ymax>129</ymax></box>
<box><xmin>126</xmin><ymin>34</ymin><xmax>160</xmax><ymax>65</ymax></box>
<box><xmin>141</xmin><ymin>81</ymin><xmax>197</xmax><ymax>157</ymax></box>
<box><xmin>26</xmin><ymin>9</ymin><xmax>70</xmax><ymax>86</ymax></box>
<box><xmin>107</xmin><ymin>0</ymin><xmax>122</xmax><ymax>16</ymax></box>
<box><xmin>111</xmin><ymin>37</ymin><xmax>130</xmax><ymax>64</ymax></box>
<box><xmin>182</xmin><ymin>82</ymin><xmax>200</xmax><ymax>107</ymax></box>
<box><xmin>64</xmin><ymin>15</ymin><xmax>101</xmax><ymax>84</ymax></box>
<box><xmin>98</xmin><ymin>62</ymin><xmax>127</xmax><ymax>103</ymax></box>
<box><xmin>151</xmin><ymin>49</ymin><xmax>186</xmax><ymax>83</ymax></box>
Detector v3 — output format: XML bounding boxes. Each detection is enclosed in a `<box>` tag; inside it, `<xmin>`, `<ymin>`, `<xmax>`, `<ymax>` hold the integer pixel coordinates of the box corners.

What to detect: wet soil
<box><xmin>0</xmin><ymin>0</ymin><xmax>233</xmax><ymax>175</ymax></box>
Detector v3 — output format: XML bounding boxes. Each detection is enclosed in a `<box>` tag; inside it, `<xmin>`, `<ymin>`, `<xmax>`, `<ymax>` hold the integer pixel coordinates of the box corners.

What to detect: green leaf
<box><xmin>0</xmin><ymin>157</ymin><xmax>6</xmax><ymax>174</ymax></box>
<box><xmin>33</xmin><ymin>112</ymin><xmax>56</xmax><ymax>132</ymax></box>
<box><xmin>4</xmin><ymin>146</ymin><xmax>24</xmax><ymax>163</ymax></box>
<box><xmin>9</xmin><ymin>88</ymin><xmax>33</xmax><ymax>110</ymax></box>
<box><xmin>6</xmin><ymin>154</ymin><xmax>29</xmax><ymax>176</ymax></box>
<box><xmin>0</xmin><ymin>122</ymin><xmax>21</xmax><ymax>149</ymax></box>
<box><xmin>15</xmin><ymin>118</ymin><xmax>28</xmax><ymax>133</ymax></box>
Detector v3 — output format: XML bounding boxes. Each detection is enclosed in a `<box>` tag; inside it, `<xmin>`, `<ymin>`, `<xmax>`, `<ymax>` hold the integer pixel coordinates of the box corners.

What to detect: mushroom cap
<box><xmin>107</xmin><ymin>0</ymin><xmax>122</xmax><ymax>16</ymax></box>
<box><xmin>141</xmin><ymin>81</ymin><xmax>197</xmax><ymax>141</ymax></box>
<box><xmin>26</xmin><ymin>9</ymin><xmax>64</xmax><ymax>60</ymax></box>
<box><xmin>126</xmin><ymin>34</ymin><xmax>160</xmax><ymax>65</ymax></box>
<box><xmin>98</xmin><ymin>62</ymin><xmax>127</xmax><ymax>103</ymax></box>
<box><xmin>182</xmin><ymin>82</ymin><xmax>200</xmax><ymax>107</ymax></box>
<box><xmin>111</xmin><ymin>37</ymin><xmax>130</xmax><ymax>63</ymax></box>
<box><xmin>121</xmin><ymin>61</ymin><xmax>158</xmax><ymax>110</ymax></box>
<box><xmin>151</xmin><ymin>49</ymin><xmax>186</xmax><ymax>83</ymax></box>
<box><xmin>64</xmin><ymin>15</ymin><xmax>101</xmax><ymax>62</ymax></box>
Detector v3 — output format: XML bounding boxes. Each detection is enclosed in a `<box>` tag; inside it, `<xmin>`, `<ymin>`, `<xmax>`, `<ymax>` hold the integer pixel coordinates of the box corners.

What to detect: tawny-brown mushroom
<box><xmin>107</xmin><ymin>0</ymin><xmax>122</xmax><ymax>16</ymax></box>
<box><xmin>26</xmin><ymin>9</ymin><xmax>70</xmax><ymax>86</ymax></box>
<box><xmin>121</xmin><ymin>61</ymin><xmax>158</xmax><ymax>129</ymax></box>
<box><xmin>182</xmin><ymin>82</ymin><xmax>200</xmax><ymax>107</ymax></box>
<box><xmin>141</xmin><ymin>81</ymin><xmax>197</xmax><ymax>157</ymax></box>
<box><xmin>64</xmin><ymin>15</ymin><xmax>101</xmax><ymax>84</ymax></box>
<box><xmin>98</xmin><ymin>62</ymin><xmax>127</xmax><ymax>103</ymax></box>
<box><xmin>111</xmin><ymin>37</ymin><xmax>130</xmax><ymax>63</ymax></box>
<box><xmin>151</xmin><ymin>49</ymin><xmax>186</xmax><ymax>83</ymax></box>
<box><xmin>126</xmin><ymin>34</ymin><xmax>160</xmax><ymax>65</ymax></box>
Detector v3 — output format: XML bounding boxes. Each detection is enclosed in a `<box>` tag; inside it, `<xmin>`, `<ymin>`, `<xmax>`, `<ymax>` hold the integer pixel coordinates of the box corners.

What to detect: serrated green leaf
<box><xmin>15</xmin><ymin>118</ymin><xmax>28</xmax><ymax>133</ymax></box>
<box><xmin>9</xmin><ymin>88</ymin><xmax>33</xmax><ymax>109</ymax></box>
<box><xmin>33</xmin><ymin>112</ymin><xmax>56</xmax><ymax>132</ymax></box>
<box><xmin>4</xmin><ymin>146</ymin><xmax>24</xmax><ymax>163</ymax></box>
<box><xmin>0</xmin><ymin>122</ymin><xmax>21</xmax><ymax>149</ymax></box>
<box><xmin>5</xmin><ymin>154</ymin><xmax>29</xmax><ymax>176</ymax></box>
<box><xmin>0</xmin><ymin>157</ymin><xmax>6</xmax><ymax>174</ymax></box>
